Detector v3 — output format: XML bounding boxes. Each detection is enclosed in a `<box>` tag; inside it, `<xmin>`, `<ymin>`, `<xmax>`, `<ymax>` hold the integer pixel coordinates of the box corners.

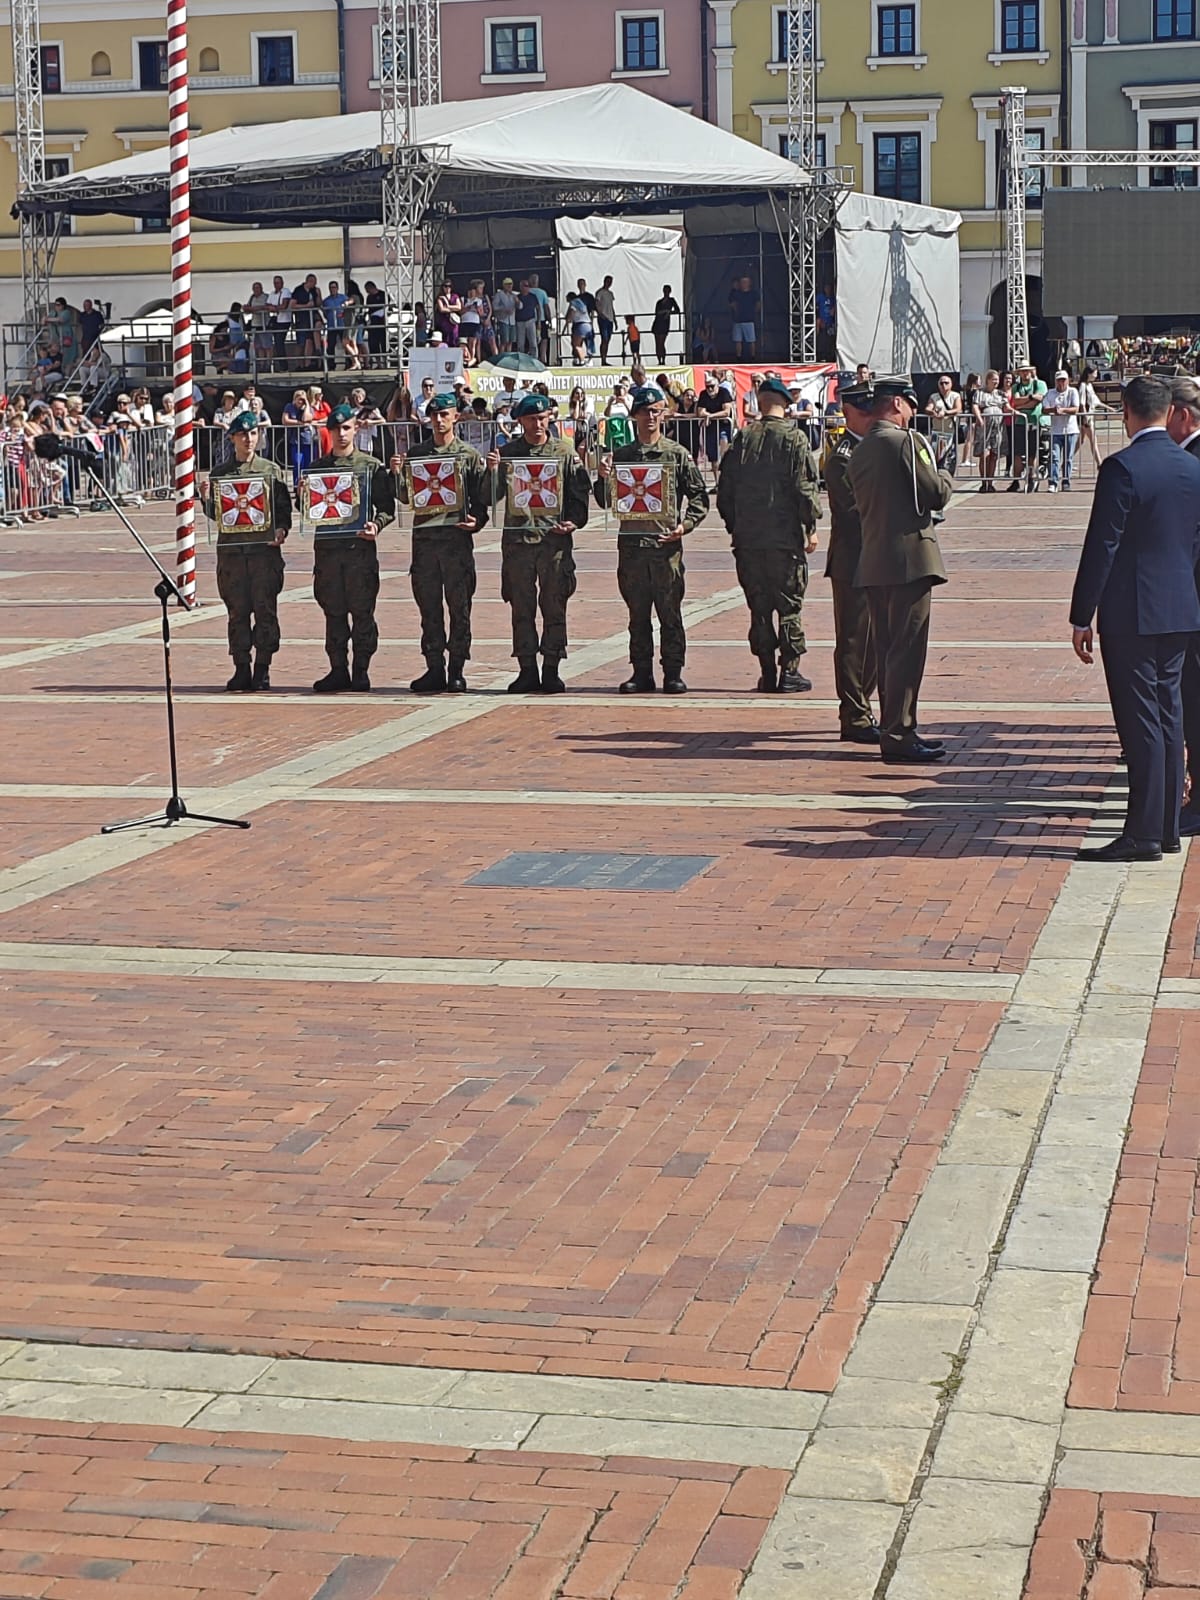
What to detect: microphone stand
<box><xmin>39</xmin><ymin>438</ymin><xmax>250</xmax><ymax>835</ymax></box>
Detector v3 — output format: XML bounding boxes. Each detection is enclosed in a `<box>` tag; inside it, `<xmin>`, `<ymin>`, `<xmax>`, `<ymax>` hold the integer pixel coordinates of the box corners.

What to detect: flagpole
<box><xmin>166</xmin><ymin>0</ymin><xmax>196</xmax><ymax>604</ymax></box>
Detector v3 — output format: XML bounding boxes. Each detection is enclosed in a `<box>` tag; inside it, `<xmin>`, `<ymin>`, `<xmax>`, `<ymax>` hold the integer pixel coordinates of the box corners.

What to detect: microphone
<box><xmin>32</xmin><ymin>432</ymin><xmax>104</xmax><ymax>467</ymax></box>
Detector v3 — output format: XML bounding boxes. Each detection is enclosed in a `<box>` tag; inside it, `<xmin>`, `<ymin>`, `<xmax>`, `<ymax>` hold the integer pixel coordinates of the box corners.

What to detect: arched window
<box><xmin>90</xmin><ymin>50</ymin><xmax>111</xmax><ymax>76</ymax></box>
<box><xmin>198</xmin><ymin>47</ymin><xmax>220</xmax><ymax>72</ymax></box>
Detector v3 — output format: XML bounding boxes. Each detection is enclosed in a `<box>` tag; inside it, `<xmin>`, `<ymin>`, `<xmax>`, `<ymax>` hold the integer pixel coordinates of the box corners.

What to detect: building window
<box><xmin>90</xmin><ymin>50</ymin><xmax>110</xmax><ymax>76</ymax></box>
<box><xmin>874</xmin><ymin>131</ymin><xmax>922</xmax><ymax>201</ymax></box>
<box><xmin>137</xmin><ymin>40</ymin><xmax>168</xmax><ymax>89</ymax></box>
<box><xmin>42</xmin><ymin>157</ymin><xmax>72</xmax><ymax>233</ymax></box>
<box><xmin>877</xmin><ymin>4</ymin><xmax>917</xmax><ymax>55</ymax></box>
<box><xmin>996</xmin><ymin>127</ymin><xmax>1045</xmax><ymax>207</ymax></box>
<box><xmin>198</xmin><ymin>47</ymin><xmax>220</xmax><ymax>72</ymax></box>
<box><xmin>257</xmin><ymin>36</ymin><xmax>295</xmax><ymax>85</ymax></box>
<box><xmin>375</xmin><ymin>23</ymin><xmax>414</xmax><ymax>80</ymax></box>
<box><xmin>1001</xmin><ymin>0</ymin><xmax>1041</xmax><ymax>52</ymax></box>
<box><xmin>489</xmin><ymin>21</ymin><xmax>540</xmax><ymax>74</ymax></box>
<box><xmin>780</xmin><ymin>131</ymin><xmax>827</xmax><ymax>167</ymax></box>
<box><xmin>39</xmin><ymin>45</ymin><xmax>62</xmax><ymax>94</ymax></box>
<box><xmin>1155</xmin><ymin>0</ymin><xmax>1196</xmax><ymax>39</ymax></box>
<box><xmin>1150</xmin><ymin>118</ymin><xmax>1199</xmax><ymax>186</ymax></box>
<box><xmin>773</xmin><ymin>5</ymin><xmax>819</xmax><ymax>64</ymax></box>
<box><xmin>620</xmin><ymin>14</ymin><xmax>661</xmax><ymax>70</ymax></box>
<box><xmin>141</xmin><ymin>214</ymin><xmax>169</xmax><ymax>231</ymax></box>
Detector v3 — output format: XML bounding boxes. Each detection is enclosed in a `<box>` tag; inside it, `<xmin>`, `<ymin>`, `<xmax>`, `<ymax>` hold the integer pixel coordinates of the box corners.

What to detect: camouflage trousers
<box><xmin>313</xmin><ymin>539</ymin><xmax>380</xmax><ymax>665</ymax></box>
<box><xmin>215</xmin><ymin>544</ymin><xmax>284</xmax><ymax>664</ymax></box>
<box><xmin>411</xmin><ymin>531</ymin><xmax>477</xmax><ymax>660</ymax></box>
<box><xmin>734</xmin><ymin>547</ymin><xmax>807</xmax><ymax>663</ymax></box>
<box><xmin>617</xmin><ymin>541</ymin><xmax>686</xmax><ymax>671</ymax></box>
<box><xmin>501</xmin><ymin>535</ymin><xmax>577</xmax><ymax>661</ymax></box>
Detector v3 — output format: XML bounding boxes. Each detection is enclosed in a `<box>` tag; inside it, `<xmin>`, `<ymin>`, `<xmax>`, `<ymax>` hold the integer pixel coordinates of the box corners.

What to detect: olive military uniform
<box><xmin>203</xmin><ymin>453</ymin><xmax>292</xmax><ymax>687</ymax></box>
<box><xmin>823</xmin><ymin>426</ymin><xmax>878</xmax><ymax>732</ymax></box>
<box><xmin>398</xmin><ymin>435</ymin><xmax>491</xmax><ymax>673</ymax></box>
<box><xmin>495</xmin><ymin>435</ymin><xmax>591</xmax><ymax>669</ymax></box>
<box><xmin>596</xmin><ymin>436</ymin><xmax>709</xmax><ymax>686</ymax></box>
<box><xmin>846</xmin><ymin>419</ymin><xmax>953</xmax><ymax>752</ymax></box>
<box><xmin>716</xmin><ymin>415</ymin><xmax>819</xmax><ymax>685</ymax></box>
<box><xmin>309</xmin><ymin>448</ymin><xmax>396</xmax><ymax>686</ymax></box>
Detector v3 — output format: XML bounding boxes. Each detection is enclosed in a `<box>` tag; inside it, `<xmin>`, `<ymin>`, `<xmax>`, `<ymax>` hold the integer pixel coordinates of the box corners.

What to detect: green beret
<box><xmin>630</xmin><ymin>385</ymin><xmax>665</xmax><ymax>413</ymax></box>
<box><xmin>756</xmin><ymin>377</ymin><xmax>792</xmax><ymax>404</ymax></box>
<box><xmin>513</xmin><ymin>392</ymin><xmax>553</xmax><ymax>418</ymax></box>
<box><xmin>228</xmin><ymin>410</ymin><xmax>260</xmax><ymax>435</ymax></box>
<box><xmin>872</xmin><ymin>376</ymin><xmax>919</xmax><ymax>406</ymax></box>
<box><xmin>838</xmin><ymin>383</ymin><xmax>874</xmax><ymax>411</ymax></box>
<box><xmin>328</xmin><ymin>403</ymin><xmax>356</xmax><ymax>425</ymax></box>
<box><xmin>427</xmin><ymin>392</ymin><xmax>459</xmax><ymax>414</ymax></box>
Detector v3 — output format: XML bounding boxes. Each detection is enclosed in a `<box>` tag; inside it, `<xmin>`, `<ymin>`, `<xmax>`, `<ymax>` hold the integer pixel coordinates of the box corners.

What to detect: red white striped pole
<box><xmin>167</xmin><ymin>0</ymin><xmax>196</xmax><ymax>604</ymax></box>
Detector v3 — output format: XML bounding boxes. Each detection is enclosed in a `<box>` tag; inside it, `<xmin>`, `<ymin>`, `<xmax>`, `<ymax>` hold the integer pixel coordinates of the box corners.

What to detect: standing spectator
<box><xmin>595</xmin><ymin>275</ymin><xmax>617</xmax><ymax>366</ymax></box>
<box><xmin>514</xmin><ymin>279</ymin><xmax>540</xmax><ymax>358</ymax></box>
<box><xmin>787</xmin><ymin>382</ymin><xmax>819</xmax><ymax>449</ymax></box>
<box><xmin>48</xmin><ymin>297</ymin><xmax>79</xmax><ymax>370</ymax></box>
<box><xmin>855</xmin><ymin>362</ymin><xmax>872</xmax><ymax>385</ymax></box>
<box><xmin>290</xmin><ymin>274</ymin><xmax>322</xmax><ymax>365</ymax></box>
<box><xmin>493</xmin><ymin>373</ymin><xmax>528</xmax><ymax>417</ymax></box>
<box><xmin>343</xmin><ymin>279</ymin><xmax>364</xmax><ymax>371</ymax></box>
<box><xmin>1078</xmin><ymin>364</ymin><xmax>1110</xmax><ymax>469</ymax></box>
<box><xmin>129</xmin><ymin>387</ymin><xmax>155</xmax><ymax>428</ymax></box>
<box><xmin>564</xmin><ymin>287</ymin><xmax>592</xmax><ymax>367</ymax></box>
<box><xmin>414</xmin><ymin>375</ymin><xmax>437</xmax><ymax>421</ymax></box>
<box><xmin>623</xmin><ymin>314</ymin><xmax>641</xmax><ymax>365</ymax></box>
<box><xmin>1043</xmin><ymin>369</ymin><xmax>1081</xmax><ymax>492</ymax></box>
<box><xmin>349</xmin><ymin>386</ymin><xmax>384</xmax><ymax>455</ymax></box>
<box><xmin>670</xmin><ymin>386</ymin><xmax>701</xmax><ymax>463</ymax></box>
<box><xmin>691</xmin><ymin>313</ymin><xmax>716</xmax><ymax>365</ymax></box>
<box><xmin>363</xmin><ymin>281</ymin><xmax>387</xmax><ymax>364</ymax></box>
<box><xmin>225</xmin><ymin>303</ymin><xmax>249</xmax><ymax>372</ymax></box>
<box><xmin>323</xmin><ymin>281</ymin><xmax>349</xmax><ymax>368</ymax></box>
<box><xmin>210</xmin><ymin>389</ymin><xmax>240</xmax><ymax>467</ymax></box>
<box><xmin>574</xmin><ymin>279</ymin><xmax>597</xmax><ymax>360</ymax></box>
<box><xmin>266</xmin><ymin>275</ymin><xmax>291</xmax><ymax>368</ymax></box>
<box><xmin>527</xmin><ymin>273</ymin><xmax>551</xmax><ymax>363</ymax></box>
<box><xmin>1008</xmin><ymin>362</ymin><xmax>1047</xmax><ymax>492</ymax></box>
<box><xmin>924</xmin><ymin>374</ymin><xmax>963</xmax><ymax>475</ymax></box>
<box><xmin>308</xmin><ymin>384</ymin><xmax>332</xmax><ymax>456</ymax></box>
<box><xmin>728</xmin><ymin>274</ymin><xmax>760</xmax><ymax>361</ymax></box>
<box><xmin>961</xmin><ymin>372</ymin><xmax>981</xmax><ymax>463</ymax></box>
<box><xmin>973</xmin><ymin>369</ymin><xmax>1006</xmax><ymax>492</ymax></box>
<box><xmin>492</xmin><ymin>278</ymin><xmax>518</xmax><ymax>354</ymax></box>
<box><xmin>435</xmin><ymin>280</ymin><xmax>462</xmax><ymax>346</ymax></box>
<box><xmin>412</xmin><ymin>301</ymin><xmax>430</xmax><ymax>347</ymax></box>
<box><xmin>282</xmin><ymin>387</ymin><xmax>316</xmax><ymax>484</ymax></box>
<box><xmin>651</xmin><ymin>284</ymin><xmax>681</xmax><ymax>366</ymax></box>
<box><xmin>78</xmin><ymin>298</ymin><xmax>104</xmax><ymax>357</ymax></box>
<box><xmin>696</xmin><ymin>372</ymin><xmax>732</xmax><ymax>482</ymax></box>
<box><xmin>816</xmin><ymin>284</ymin><xmax>836</xmax><ymax>349</ymax></box>
<box><xmin>460</xmin><ymin>280</ymin><xmax>488</xmax><ymax>367</ymax></box>
<box><xmin>246</xmin><ymin>282</ymin><xmax>272</xmax><ymax>368</ymax></box>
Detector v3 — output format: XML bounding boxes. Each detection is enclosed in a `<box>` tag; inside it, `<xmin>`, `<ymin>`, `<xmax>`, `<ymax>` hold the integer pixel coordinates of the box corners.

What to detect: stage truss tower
<box><xmin>10</xmin><ymin>0</ymin><xmax>58</xmax><ymax>344</ymax></box>
<box><xmin>784</xmin><ymin>0</ymin><xmax>818</xmax><ymax>361</ymax></box>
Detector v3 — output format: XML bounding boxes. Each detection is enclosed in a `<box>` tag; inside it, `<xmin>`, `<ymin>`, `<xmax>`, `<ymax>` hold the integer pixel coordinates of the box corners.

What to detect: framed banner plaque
<box><xmin>613</xmin><ymin>462</ymin><xmax>676</xmax><ymax>529</ymax></box>
<box><xmin>300</xmin><ymin>469</ymin><xmax>371</xmax><ymax>538</ymax></box>
<box><xmin>213</xmin><ymin>476</ymin><xmax>274</xmax><ymax>546</ymax></box>
<box><xmin>507</xmin><ymin>458</ymin><xmax>561</xmax><ymax>521</ymax></box>
<box><xmin>406</xmin><ymin>457</ymin><xmax>464</xmax><ymax>521</ymax></box>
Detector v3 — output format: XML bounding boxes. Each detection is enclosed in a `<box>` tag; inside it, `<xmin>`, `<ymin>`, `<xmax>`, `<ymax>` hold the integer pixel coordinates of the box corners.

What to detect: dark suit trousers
<box><xmin>1184</xmin><ymin>637</ymin><xmax>1200</xmax><ymax>796</ymax></box>
<box><xmin>866</xmin><ymin>579</ymin><xmax>933</xmax><ymax>747</ymax></box>
<box><xmin>1100</xmin><ymin>631</ymin><xmax>1190</xmax><ymax>847</ymax></box>
<box><xmin>830</xmin><ymin>578</ymin><xmax>876</xmax><ymax>730</ymax></box>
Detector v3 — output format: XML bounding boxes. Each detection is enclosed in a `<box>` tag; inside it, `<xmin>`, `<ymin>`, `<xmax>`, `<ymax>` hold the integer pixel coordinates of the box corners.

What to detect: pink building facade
<box><xmin>343</xmin><ymin>0</ymin><xmax>712</xmax><ymax>118</ymax></box>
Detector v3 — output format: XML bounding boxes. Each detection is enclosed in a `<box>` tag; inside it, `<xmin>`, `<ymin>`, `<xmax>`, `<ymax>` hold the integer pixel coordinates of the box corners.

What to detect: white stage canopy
<box><xmin>555</xmin><ymin>216</ymin><xmax>683</xmax><ymax>332</ymax></box>
<box><xmin>20</xmin><ymin>84</ymin><xmax>811</xmax><ymax>229</ymax></box>
<box><xmin>834</xmin><ymin>193</ymin><xmax>962</xmax><ymax>375</ymax></box>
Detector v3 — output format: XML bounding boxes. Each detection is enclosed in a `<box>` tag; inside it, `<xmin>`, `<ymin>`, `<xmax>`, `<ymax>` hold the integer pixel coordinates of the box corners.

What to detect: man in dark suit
<box><xmin>1167</xmin><ymin>377</ymin><xmax>1200</xmax><ymax>835</ymax></box>
<box><xmin>1070</xmin><ymin>376</ymin><xmax>1200</xmax><ymax>862</ymax></box>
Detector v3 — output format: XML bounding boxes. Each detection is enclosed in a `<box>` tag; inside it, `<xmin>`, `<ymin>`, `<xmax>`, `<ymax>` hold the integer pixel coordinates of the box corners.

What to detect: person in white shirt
<box><xmin>1043</xmin><ymin>369</ymin><xmax>1081</xmax><ymax>491</ymax></box>
<box><xmin>492</xmin><ymin>374</ymin><xmax>528</xmax><ymax>417</ymax></box>
<box><xmin>492</xmin><ymin>278</ymin><xmax>518</xmax><ymax>354</ymax></box>
<box><xmin>973</xmin><ymin>369</ymin><xmax>1007</xmax><ymax>492</ymax></box>
<box><xmin>1077</xmin><ymin>363</ymin><xmax>1112</xmax><ymax>469</ymax></box>
<box><xmin>265</xmin><ymin>275</ymin><xmax>291</xmax><ymax>370</ymax></box>
<box><xmin>924</xmin><ymin>375</ymin><xmax>963</xmax><ymax>474</ymax></box>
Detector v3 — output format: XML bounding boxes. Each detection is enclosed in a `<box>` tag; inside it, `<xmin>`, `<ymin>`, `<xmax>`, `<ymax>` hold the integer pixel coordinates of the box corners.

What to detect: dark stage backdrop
<box><xmin>1042</xmin><ymin>188</ymin><xmax>1200</xmax><ymax>318</ymax></box>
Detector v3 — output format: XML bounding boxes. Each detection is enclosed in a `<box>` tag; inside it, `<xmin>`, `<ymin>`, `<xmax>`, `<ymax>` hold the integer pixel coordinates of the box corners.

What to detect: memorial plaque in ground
<box><xmin>468</xmin><ymin>850</ymin><xmax>716</xmax><ymax>891</ymax></box>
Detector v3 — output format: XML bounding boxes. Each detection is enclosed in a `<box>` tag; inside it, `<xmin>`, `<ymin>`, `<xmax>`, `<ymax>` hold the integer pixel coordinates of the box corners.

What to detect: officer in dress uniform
<box><xmin>845</xmin><ymin>376</ymin><xmax>954</xmax><ymax>763</ymax></box>
<box><xmin>595</xmin><ymin>384</ymin><xmax>709</xmax><ymax>694</ymax></box>
<box><xmin>391</xmin><ymin>391</ymin><xmax>490</xmax><ymax>694</ymax></box>
<box><xmin>822</xmin><ymin>381</ymin><xmax>880</xmax><ymax>740</ymax></box>
<box><xmin>715</xmin><ymin>375</ymin><xmax>819</xmax><ymax>693</ymax></box>
<box><xmin>198</xmin><ymin>411</ymin><xmax>292</xmax><ymax>692</ymax></box>
<box><xmin>309</xmin><ymin>402</ymin><xmax>395</xmax><ymax>694</ymax></box>
<box><xmin>487</xmin><ymin>392</ymin><xmax>591</xmax><ymax>694</ymax></box>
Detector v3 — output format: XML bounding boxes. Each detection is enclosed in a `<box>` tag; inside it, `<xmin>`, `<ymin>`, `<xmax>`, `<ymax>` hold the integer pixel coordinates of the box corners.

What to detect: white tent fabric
<box><xmin>555</xmin><ymin>217</ymin><xmax>683</xmax><ymax>331</ymax></box>
<box><xmin>33</xmin><ymin>84</ymin><xmax>810</xmax><ymax>212</ymax></box>
<box><xmin>834</xmin><ymin>192</ymin><xmax>962</xmax><ymax>375</ymax></box>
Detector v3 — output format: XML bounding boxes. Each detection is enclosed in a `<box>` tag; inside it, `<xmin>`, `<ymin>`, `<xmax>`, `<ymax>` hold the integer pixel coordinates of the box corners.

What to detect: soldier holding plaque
<box><xmin>306</xmin><ymin>403</ymin><xmax>395</xmax><ymax>694</ymax></box>
<box><xmin>486</xmin><ymin>392</ymin><xmax>591</xmax><ymax>694</ymax></box>
<box><xmin>391</xmin><ymin>391</ymin><xmax>491</xmax><ymax>694</ymax></box>
<box><xmin>596</xmin><ymin>385</ymin><xmax>709</xmax><ymax>695</ymax></box>
<box><xmin>198</xmin><ymin>410</ymin><xmax>292</xmax><ymax>692</ymax></box>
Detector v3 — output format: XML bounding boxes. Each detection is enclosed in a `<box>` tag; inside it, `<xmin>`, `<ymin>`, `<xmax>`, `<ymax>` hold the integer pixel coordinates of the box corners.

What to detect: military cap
<box><xmin>872</xmin><ymin>376</ymin><xmax>919</xmax><ymax>406</ymax></box>
<box><xmin>228</xmin><ymin>410</ymin><xmax>261</xmax><ymax>435</ymax></box>
<box><xmin>756</xmin><ymin>376</ymin><xmax>792</xmax><ymax>404</ymax></box>
<box><xmin>427</xmin><ymin>391</ymin><xmax>459</xmax><ymax>414</ymax></box>
<box><xmin>838</xmin><ymin>382</ymin><xmax>874</xmax><ymax>411</ymax></box>
<box><xmin>630</xmin><ymin>384</ymin><xmax>666</xmax><ymax>413</ymax></box>
<box><xmin>513</xmin><ymin>392</ymin><xmax>553</xmax><ymax>417</ymax></box>
<box><xmin>328</xmin><ymin>402</ymin><xmax>356</xmax><ymax>425</ymax></box>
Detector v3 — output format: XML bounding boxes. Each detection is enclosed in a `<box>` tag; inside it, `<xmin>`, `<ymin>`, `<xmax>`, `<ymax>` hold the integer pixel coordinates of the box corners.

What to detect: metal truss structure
<box><xmin>379</xmin><ymin>0</ymin><xmax>442</xmax><ymax>372</ymax></box>
<box><xmin>783</xmin><ymin>0</ymin><xmax>817</xmax><ymax>361</ymax></box>
<box><xmin>10</xmin><ymin>0</ymin><xmax>59</xmax><ymax>344</ymax></box>
<box><xmin>1001</xmin><ymin>84</ymin><xmax>1200</xmax><ymax>368</ymax></box>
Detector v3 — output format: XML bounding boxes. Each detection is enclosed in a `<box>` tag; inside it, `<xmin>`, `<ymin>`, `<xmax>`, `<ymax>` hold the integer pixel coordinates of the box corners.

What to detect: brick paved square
<box><xmin>1024</xmin><ymin>1488</ymin><xmax>1200</xmax><ymax>1597</ymax></box>
<box><xmin>0</xmin><ymin>972</ymin><xmax>993</xmax><ymax>1387</ymax></box>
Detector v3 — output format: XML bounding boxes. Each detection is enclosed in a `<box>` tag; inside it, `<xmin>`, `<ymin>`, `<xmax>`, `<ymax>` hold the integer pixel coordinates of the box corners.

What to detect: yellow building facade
<box><xmin>0</xmin><ymin>0</ymin><xmax>345</xmax><ymax>331</ymax></box>
<box><xmin>712</xmin><ymin>0</ymin><xmax>1065</xmax><ymax>374</ymax></box>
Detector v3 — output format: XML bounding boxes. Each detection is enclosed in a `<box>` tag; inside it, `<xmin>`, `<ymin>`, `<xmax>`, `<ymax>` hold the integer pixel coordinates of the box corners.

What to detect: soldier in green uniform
<box><xmin>822</xmin><ymin>381</ymin><xmax>880</xmax><ymax>740</ymax></box>
<box><xmin>487</xmin><ymin>392</ymin><xmax>591</xmax><ymax>693</ymax></box>
<box><xmin>198</xmin><ymin>411</ymin><xmax>291</xmax><ymax>692</ymax></box>
<box><xmin>715</xmin><ymin>375</ymin><xmax>819</xmax><ymax>693</ymax></box>
<box><xmin>391</xmin><ymin>391</ymin><xmax>490</xmax><ymax>693</ymax></box>
<box><xmin>846</xmin><ymin>376</ymin><xmax>955</xmax><ymax>764</ymax></box>
<box><xmin>596</xmin><ymin>384</ymin><xmax>709</xmax><ymax>694</ymax></box>
<box><xmin>309</xmin><ymin>402</ymin><xmax>395</xmax><ymax>694</ymax></box>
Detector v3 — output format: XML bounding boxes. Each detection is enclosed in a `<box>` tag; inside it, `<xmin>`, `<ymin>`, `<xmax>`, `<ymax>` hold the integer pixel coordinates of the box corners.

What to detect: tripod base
<box><xmin>101</xmin><ymin>794</ymin><xmax>251</xmax><ymax>834</ymax></box>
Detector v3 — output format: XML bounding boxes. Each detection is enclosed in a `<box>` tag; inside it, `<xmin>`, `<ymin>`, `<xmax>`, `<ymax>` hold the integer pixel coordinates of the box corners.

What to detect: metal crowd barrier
<box><xmin>0</xmin><ymin>423</ymin><xmax>173</xmax><ymax>523</ymax></box>
<box><xmin>912</xmin><ymin>408</ymin><xmax>1127</xmax><ymax>490</ymax></box>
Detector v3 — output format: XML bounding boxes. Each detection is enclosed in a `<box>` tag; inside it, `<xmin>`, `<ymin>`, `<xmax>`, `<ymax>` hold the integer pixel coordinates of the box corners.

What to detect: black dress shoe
<box><xmin>662</xmin><ymin>674</ymin><xmax>688</xmax><ymax>695</ymax></box>
<box><xmin>1076</xmin><ymin>838</ymin><xmax>1162</xmax><ymax>863</ymax></box>
<box><xmin>1163</xmin><ymin>839</ymin><xmax>1182</xmax><ymax>854</ymax></box>
<box><xmin>840</xmin><ymin>724</ymin><xmax>881</xmax><ymax>745</ymax></box>
<box><xmin>880</xmin><ymin>738</ymin><xmax>946</xmax><ymax>764</ymax></box>
<box><xmin>619</xmin><ymin>671</ymin><xmax>656</xmax><ymax>694</ymax></box>
<box><xmin>913</xmin><ymin>734</ymin><xmax>945</xmax><ymax>751</ymax></box>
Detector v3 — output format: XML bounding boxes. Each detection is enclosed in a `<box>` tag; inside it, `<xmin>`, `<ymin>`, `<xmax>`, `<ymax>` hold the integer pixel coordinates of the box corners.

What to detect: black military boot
<box><xmin>313</xmin><ymin>658</ymin><xmax>351</xmax><ymax>693</ymax></box>
<box><xmin>662</xmin><ymin>669</ymin><xmax>688</xmax><ymax>695</ymax></box>
<box><xmin>541</xmin><ymin>657</ymin><xmax>566</xmax><ymax>693</ymax></box>
<box><xmin>619</xmin><ymin>667</ymin><xmax>656</xmax><ymax>693</ymax></box>
<box><xmin>446</xmin><ymin>655</ymin><xmax>468</xmax><ymax>692</ymax></box>
<box><xmin>778</xmin><ymin>660</ymin><xmax>812</xmax><ymax>693</ymax></box>
<box><xmin>251</xmin><ymin>655</ymin><xmax>272</xmax><ymax>691</ymax></box>
<box><xmin>756</xmin><ymin>653</ymin><xmax>778</xmax><ymax>692</ymax></box>
<box><xmin>410</xmin><ymin>653</ymin><xmax>447</xmax><ymax>694</ymax></box>
<box><xmin>508</xmin><ymin>657</ymin><xmax>541</xmax><ymax>692</ymax></box>
<box><xmin>226</xmin><ymin>658</ymin><xmax>253</xmax><ymax>692</ymax></box>
<box><xmin>350</xmin><ymin>655</ymin><xmax>372</xmax><ymax>692</ymax></box>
